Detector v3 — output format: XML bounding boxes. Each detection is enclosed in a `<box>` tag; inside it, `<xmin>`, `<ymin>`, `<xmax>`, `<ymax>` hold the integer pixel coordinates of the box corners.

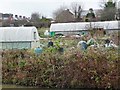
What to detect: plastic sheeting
<box><xmin>1</xmin><ymin>42</ymin><xmax>31</xmax><ymax>49</ymax></box>
<box><xmin>0</xmin><ymin>26</ymin><xmax>40</xmax><ymax>42</ymax></box>
<box><xmin>50</xmin><ymin>21</ymin><xmax>120</xmax><ymax>32</ymax></box>
<box><xmin>0</xmin><ymin>27</ymin><xmax>40</xmax><ymax>49</ymax></box>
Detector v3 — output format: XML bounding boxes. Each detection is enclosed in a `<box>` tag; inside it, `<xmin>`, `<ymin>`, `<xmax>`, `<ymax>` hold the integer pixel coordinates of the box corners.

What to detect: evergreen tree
<box><xmin>100</xmin><ymin>0</ymin><xmax>116</xmax><ymax>21</ymax></box>
<box><xmin>105</xmin><ymin>0</ymin><xmax>116</xmax><ymax>8</ymax></box>
<box><xmin>85</xmin><ymin>8</ymin><xmax>96</xmax><ymax>22</ymax></box>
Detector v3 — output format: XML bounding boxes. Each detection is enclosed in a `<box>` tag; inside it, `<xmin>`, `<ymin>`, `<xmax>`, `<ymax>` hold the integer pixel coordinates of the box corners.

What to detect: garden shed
<box><xmin>0</xmin><ymin>26</ymin><xmax>40</xmax><ymax>49</ymax></box>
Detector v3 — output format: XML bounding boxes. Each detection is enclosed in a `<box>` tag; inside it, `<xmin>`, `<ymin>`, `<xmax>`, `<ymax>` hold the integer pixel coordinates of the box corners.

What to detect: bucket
<box><xmin>50</xmin><ymin>32</ymin><xmax>55</xmax><ymax>37</ymax></box>
<box><xmin>81</xmin><ymin>42</ymin><xmax>87</xmax><ymax>50</ymax></box>
<box><xmin>34</xmin><ymin>47</ymin><xmax>43</xmax><ymax>55</ymax></box>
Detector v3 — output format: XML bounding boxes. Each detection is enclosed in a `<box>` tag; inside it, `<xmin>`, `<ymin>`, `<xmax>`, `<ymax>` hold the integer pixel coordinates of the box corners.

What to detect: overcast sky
<box><xmin>0</xmin><ymin>0</ymin><xmax>120</xmax><ymax>18</ymax></box>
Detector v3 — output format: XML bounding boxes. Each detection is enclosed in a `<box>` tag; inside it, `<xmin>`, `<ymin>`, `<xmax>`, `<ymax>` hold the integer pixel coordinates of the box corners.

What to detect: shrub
<box><xmin>2</xmin><ymin>49</ymin><xmax>119</xmax><ymax>89</ymax></box>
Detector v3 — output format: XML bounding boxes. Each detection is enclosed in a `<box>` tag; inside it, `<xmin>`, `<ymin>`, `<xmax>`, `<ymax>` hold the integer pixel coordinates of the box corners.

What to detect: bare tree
<box><xmin>70</xmin><ymin>2</ymin><xmax>83</xmax><ymax>20</ymax></box>
<box><xmin>31</xmin><ymin>12</ymin><xmax>41</xmax><ymax>22</ymax></box>
<box><xmin>99</xmin><ymin>0</ymin><xmax>107</xmax><ymax>8</ymax></box>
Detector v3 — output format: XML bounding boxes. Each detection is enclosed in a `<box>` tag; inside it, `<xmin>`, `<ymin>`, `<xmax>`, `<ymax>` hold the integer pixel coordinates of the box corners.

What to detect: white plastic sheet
<box><xmin>50</xmin><ymin>21</ymin><xmax>119</xmax><ymax>32</ymax></box>
<box><xmin>0</xmin><ymin>26</ymin><xmax>40</xmax><ymax>42</ymax></box>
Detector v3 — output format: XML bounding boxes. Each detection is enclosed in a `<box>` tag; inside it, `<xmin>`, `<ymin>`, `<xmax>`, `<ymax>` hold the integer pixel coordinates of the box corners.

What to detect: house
<box><xmin>55</xmin><ymin>9</ymin><xmax>75</xmax><ymax>23</ymax></box>
<box><xmin>0</xmin><ymin>26</ymin><xmax>40</xmax><ymax>50</ymax></box>
<box><xmin>1</xmin><ymin>13</ymin><xmax>13</xmax><ymax>27</ymax></box>
<box><xmin>0</xmin><ymin>13</ymin><xmax>2</xmax><ymax>27</ymax></box>
<box><xmin>0</xmin><ymin>13</ymin><xmax>29</xmax><ymax>27</ymax></box>
<box><xmin>2</xmin><ymin>14</ymin><xmax>12</xmax><ymax>19</ymax></box>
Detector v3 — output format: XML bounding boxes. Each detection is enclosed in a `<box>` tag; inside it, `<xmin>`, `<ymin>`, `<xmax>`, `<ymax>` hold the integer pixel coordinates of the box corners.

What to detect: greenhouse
<box><xmin>0</xmin><ymin>26</ymin><xmax>40</xmax><ymax>49</ymax></box>
<box><xmin>50</xmin><ymin>21</ymin><xmax>120</xmax><ymax>35</ymax></box>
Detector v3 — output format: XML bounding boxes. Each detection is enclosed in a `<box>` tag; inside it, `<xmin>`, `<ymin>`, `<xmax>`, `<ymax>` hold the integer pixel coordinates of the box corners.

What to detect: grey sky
<box><xmin>0</xmin><ymin>0</ymin><xmax>120</xmax><ymax>18</ymax></box>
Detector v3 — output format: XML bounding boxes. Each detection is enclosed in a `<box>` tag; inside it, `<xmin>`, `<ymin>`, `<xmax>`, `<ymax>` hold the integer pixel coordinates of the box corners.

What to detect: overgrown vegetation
<box><xmin>2</xmin><ymin>47</ymin><xmax>119</xmax><ymax>89</ymax></box>
<box><xmin>38</xmin><ymin>28</ymin><xmax>49</xmax><ymax>38</ymax></box>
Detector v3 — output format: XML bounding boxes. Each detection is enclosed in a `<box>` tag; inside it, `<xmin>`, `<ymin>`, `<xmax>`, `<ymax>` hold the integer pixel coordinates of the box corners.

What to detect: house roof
<box><xmin>60</xmin><ymin>9</ymin><xmax>74</xmax><ymax>16</ymax></box>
